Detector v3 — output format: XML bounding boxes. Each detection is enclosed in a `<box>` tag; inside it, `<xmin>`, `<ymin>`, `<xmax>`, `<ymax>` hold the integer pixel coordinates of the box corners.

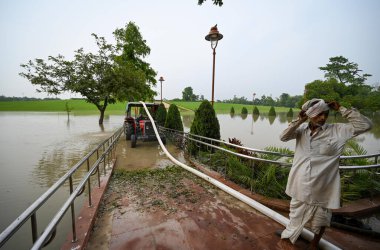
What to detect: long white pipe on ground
<box><xmin>141</xmin><ymin>102</ymin><xmax>340</xmax><ymax>250</ymax></box>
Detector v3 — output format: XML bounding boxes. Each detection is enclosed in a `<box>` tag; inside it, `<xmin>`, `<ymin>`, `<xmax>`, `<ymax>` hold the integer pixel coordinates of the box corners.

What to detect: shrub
<box><xmin>241</xmin><ymin>107</ymin><xmax>248</xmax><ymax>115</ymax></box>
<box><xmin>253</xmin><ymin>106</ymin><xmax>260</xmax><ymax>115</ymax></box>
<box><xmin>287</xmin><ymin>108</ymin><xmax>293</xmax><ymax>118</ymax></box>
<box><xmin>155</xmin><ymin>103</ymin><xmax>167</xmax><ymax>126</ymax></box>
<box><xmin>190</xmin><ymin>100</ymin><xmax>220</xmax><ymax>139</ymax></box>
<box><xmin>165</xmin><ymin>104</ymin><xmax>183</xmax><ymax>131</ymax></box>
<box><xmin>189</xmin><ymin>100</ymin><xmax>220</xmax><ymax>155</ymax></box>
<box><xmin>268</xmin><ymin>106</ymin><xmax>276</xmax><ymax>116</ymax></box>
<box><xmin>230</xmin><ymin>106</ymin><xmax>235</xmax><ymax>114</ymax></box>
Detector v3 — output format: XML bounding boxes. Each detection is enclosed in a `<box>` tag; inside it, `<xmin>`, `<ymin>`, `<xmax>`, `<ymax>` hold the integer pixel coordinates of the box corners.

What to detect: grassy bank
<box><xmin>168</xmin><ymin>101</ymin><xmax>298</xmax><ymax>114</ymax></box>
<box><xmin>0</xmin><ymin>99</ymin><xmax>298</xmax><ymax>114</ymax></box>
<box><xmin>0</xmin><ymin>99</ymin><xmax>126</xmax><ymax>114</ymax></box>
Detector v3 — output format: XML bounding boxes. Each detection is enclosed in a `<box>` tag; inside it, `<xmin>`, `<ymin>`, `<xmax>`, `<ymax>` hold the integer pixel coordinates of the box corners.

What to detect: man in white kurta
<box><xmin>279</xmin><ymin>99</ymin><xmax>372</xmax><ymax>248</ymax></box>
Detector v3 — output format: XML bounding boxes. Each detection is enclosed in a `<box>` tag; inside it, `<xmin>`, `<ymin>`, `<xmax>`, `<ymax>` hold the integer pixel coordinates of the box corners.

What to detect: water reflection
<box><xmin>268</xmin><ymin>115</ymin><xmax>276</xmax><ymax>125</ymax></box>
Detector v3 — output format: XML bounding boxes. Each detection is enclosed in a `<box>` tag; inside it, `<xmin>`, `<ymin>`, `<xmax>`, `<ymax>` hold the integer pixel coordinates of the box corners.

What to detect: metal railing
<box><xmin>159</xmin><ymin>126</ymin><xmax>380</xmax><ymax>170</ymax></box>
<box><xmin>0</xmin><ymin>127</ymin><xmax>123</xmax><ymax>249</ymax></box>
<box><xmin>159</xmin><ymin>126</ymin><xmax>380</xmax><ymax>202</ymax></box>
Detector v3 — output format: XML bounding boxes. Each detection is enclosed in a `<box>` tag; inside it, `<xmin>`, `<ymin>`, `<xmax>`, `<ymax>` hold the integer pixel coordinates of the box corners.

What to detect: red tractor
<box><xmin>124</xmin><ymin>102</ymin><xmax>166</xmax><ymax>148</ymax></box>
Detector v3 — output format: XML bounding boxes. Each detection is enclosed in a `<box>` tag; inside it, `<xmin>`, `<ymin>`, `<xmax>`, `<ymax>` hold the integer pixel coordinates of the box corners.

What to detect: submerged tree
<box><xmin>268</xmin><ymin>106</ymin><xmax>276</xmax><ymax>116</ymax></box>
<box><xmin>253</xmin><ymin>106</ymin><xmax>260</xmax><ymax>115</ymax></box>
<box><xmin>20</xmin><ymin>22</ymin><xmax>156</xmax><ymax>124</ymax></box>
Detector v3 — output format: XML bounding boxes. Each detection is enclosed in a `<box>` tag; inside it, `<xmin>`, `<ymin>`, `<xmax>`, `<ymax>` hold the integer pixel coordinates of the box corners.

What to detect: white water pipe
<box><xmin>141</xmin><ymin>102</ymin><xmax>341</xmax><ymax>250</ymax></box>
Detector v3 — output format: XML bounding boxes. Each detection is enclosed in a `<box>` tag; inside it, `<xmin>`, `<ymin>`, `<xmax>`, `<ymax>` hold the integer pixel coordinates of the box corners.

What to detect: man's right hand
<box><xmin>298</xmin><ymin>110</ymin><xmax>308</xmax><ymax>121</ymax></box>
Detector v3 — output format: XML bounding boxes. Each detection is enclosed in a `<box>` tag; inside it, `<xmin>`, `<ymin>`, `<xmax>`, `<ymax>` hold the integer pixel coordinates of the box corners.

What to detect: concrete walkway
<box><xmin>80</xmin><ymin>141</ymin><xmax>380</xmax><ymax>250</ymax></box>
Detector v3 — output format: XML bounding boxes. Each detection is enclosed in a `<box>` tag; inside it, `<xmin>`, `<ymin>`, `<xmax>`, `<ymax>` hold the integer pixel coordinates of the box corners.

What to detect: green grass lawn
<box><xmin>168</xmin><ymin>100</ymin><xmax>298</xmax><ymax>114</ymax></box>
<box><xmin>0</xmin><ymin>99</ymin><xmax>298</xmax><ymax>114</ymax></box>
<box><xmin>0</xmin><ymin>99</ymin><xmax>126</xmax><ymax>114</ymax></box>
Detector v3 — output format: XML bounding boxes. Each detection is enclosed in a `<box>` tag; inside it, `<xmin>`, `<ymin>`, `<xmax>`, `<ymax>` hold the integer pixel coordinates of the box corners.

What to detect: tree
<box><xmin>190</xmin><ymin>100</ymin><xmax>220</xmax><ymax>139</ymax></box>
<box><xmin>253</xmin><ymin>106</ymin><xmax>260</xmax><ymax>115</ymax></box>
<box><xmin>155</xmin><ymin>103</ymin><xmax>167</xmax><ymax>126</ymax></box>
<box><xmin>287</xmin><ymin>108</ymin><xmax>293</xmax><ymax>118</ymax></box>
<box><xmin>182</xmin><ymin>86</ymin><xmax>198</xmax><ymax>101</ymax></box>
<box><xmin>268</xmin><ymin>106</ymin><xmax>276</xmax><ymax>116</ymax></box>
<box><xmin>165</xmin><ymin>104</ymin><xmax>183</xmax><ymax>131</ymax></box>
<box><xmin>20</xmin><ymin>22</ymin><xmax>156</xmax><ymax>124</ymax></box>
<box><xmin>304</xmin><ymin>78</ymin><xmax>348</xmax><ymax>106</ymax></box>
<box><xmin>319</xmin><ymin>56</ymin><xmax>372</xmax><ymax>86</ymax></box>
<box><xmin>198</xmin><ymin>0</ymin><xmax>223</xmax><ymax>6</ymax></box>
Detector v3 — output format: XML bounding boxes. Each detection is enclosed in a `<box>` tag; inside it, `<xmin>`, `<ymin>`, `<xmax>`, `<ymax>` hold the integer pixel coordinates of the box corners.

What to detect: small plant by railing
<box><xmin>159</xmin><ymin>127</ymin><xmax>380</xmax><ymax>203</ymax></box>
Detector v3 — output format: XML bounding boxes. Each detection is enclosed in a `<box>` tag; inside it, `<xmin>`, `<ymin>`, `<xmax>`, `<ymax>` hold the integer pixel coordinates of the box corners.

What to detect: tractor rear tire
<box><xmin>131</xmin><ymin>134</ymin><xmax>137</xmax><ymax>148</ymax></box>
<box><xmin>125</xmin><ymin>124</ymin><xmax>133</xmax><ymax>140</ymax></box>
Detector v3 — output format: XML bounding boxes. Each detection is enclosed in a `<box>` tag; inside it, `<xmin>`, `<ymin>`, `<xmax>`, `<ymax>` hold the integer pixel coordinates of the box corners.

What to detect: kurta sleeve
<box><xmin>339</xmin><ymin>106</ymin><xmax>373</xmax><ymax>136</ymax></box>
<box><xmin>280</xmin><ymin>118</ymin><xmax>306</xmax><ymax>142</ymax></box>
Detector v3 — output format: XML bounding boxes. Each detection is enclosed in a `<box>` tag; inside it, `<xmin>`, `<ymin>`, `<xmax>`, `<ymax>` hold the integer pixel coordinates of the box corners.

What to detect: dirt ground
<box><xmin>85</xmin><ymin>140</ymin><xmax>380</xmax><ymax>250</ymax></box>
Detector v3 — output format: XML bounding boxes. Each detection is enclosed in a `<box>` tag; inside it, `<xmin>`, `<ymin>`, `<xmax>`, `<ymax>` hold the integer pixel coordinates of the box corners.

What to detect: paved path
<box><xmin>84</xmin><ymin>140</ymin><xmax>380</xmax><ymax>250</ymax></box>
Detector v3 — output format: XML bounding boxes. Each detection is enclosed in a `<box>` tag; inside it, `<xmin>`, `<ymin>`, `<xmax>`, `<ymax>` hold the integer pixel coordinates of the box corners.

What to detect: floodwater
<box><xmin>0</xmin><ymin>111</ymin><xmax>379</xmax><ymax>249</ymax></box>
<box><xmin>0</xmin><ymin>112</ymin><xmax>122</xmax><ymax>250</ymax></box>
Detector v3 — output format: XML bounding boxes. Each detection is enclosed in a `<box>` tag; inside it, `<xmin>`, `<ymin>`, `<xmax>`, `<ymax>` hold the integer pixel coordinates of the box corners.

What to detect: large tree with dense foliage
<box><xmin>304</xmin><ymin>56</ymin><xmax>379</xmax><ymax>111</ymax></box>
<box><xmin>319</xmin><ymin>56</ymin><xmax>371</xmax><ymax>86</ymax></box>
<box><xmin>182</xmin><ymin>86</ymin><xmax>198</xmax><ymax>101</ymax></box>
<box><xmin>20</xmin><ymin>22</ymin><xmax>156</xmax><ymax>124</ymax></box>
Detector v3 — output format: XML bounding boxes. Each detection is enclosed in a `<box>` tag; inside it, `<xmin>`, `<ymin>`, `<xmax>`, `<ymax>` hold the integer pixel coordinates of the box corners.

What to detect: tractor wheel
<box><xmin>125</xmin><ymin>124</ymin><xmax>133</xmax><ymax>140</ymax></box>
<box><xmin>131</xmin><ymin>134</ymin><xmax>137</xmax><ymax>148</ymax></box>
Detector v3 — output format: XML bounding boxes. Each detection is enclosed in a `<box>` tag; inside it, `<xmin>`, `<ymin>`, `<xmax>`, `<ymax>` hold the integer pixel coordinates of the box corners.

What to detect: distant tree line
<box><xmin>222</xmin><ymin>94</ymin><xmax>303</xmax><ymax>108</ymax></box>
<box><xmin>0</xmin><ymin>95</ymin><xmax>61</xmax><ymax>101</ymax></box>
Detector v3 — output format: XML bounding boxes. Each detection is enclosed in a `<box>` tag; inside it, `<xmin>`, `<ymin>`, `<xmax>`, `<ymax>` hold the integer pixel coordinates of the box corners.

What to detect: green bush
<box><xmin>268</xmin><ymin>106</ymin><xmax>276</xmax><ymax>116</ymax></box>
<box><xmin>230</xmin><ymin>106</ymin><xmax>235</xmax><ymax>114</ymax></box>
<box><xmin>189</xmin><ymin>100</ymin><xmax>220</xmax><ymax>155</ymax></box>
<box><xmin>165</xmin><ymin>104</ymin><xmax>183</xmax><ymax>131</ymax></box>
<box><xmin>241</xmin><ymin>107</ymin><xmax>248</xmax><ymax>115</ymax></box>
<box><xmin>155</xmin><ymin>103</ymin><xmax>167</xmax><ymax>126</ymax></box>
<box><xmin>287</xmin><ymin>108</ymin><xmax>293</xmax><ymax>118</ymax></box>
<box><xmin>190</xmin><ymin>100</ymin><xmax>220</xmax><ymax>139</ymax></box>
<box><xmin>253</xmin><ymin>106</ymin><xmax>260</xmax><ymax>115</ymax></box>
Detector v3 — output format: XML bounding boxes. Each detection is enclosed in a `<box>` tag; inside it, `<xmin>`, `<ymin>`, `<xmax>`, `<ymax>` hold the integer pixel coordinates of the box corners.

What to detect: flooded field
<box><xmin>0</xmin><ymin>111</ymin><xmax>379</xmax><ymax>249</ymax></box>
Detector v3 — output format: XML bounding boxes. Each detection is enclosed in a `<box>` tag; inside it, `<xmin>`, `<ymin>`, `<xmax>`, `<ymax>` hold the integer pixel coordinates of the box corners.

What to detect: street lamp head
<box><xmin>159</xmin><ymin>76</ymin><xmax>165</xmax><ymax>82</ymax></box>
<box><xmin>205</xmin><ymin>24</ymin><xmax>223</xmax><ymax>49</ymax></box>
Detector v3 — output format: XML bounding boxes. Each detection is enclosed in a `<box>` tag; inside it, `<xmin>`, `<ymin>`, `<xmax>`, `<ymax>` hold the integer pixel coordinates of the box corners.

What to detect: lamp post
<box><xmin>159</xmin><ymin>76</ymin><xmax>165</xmax><ymax>103</ymax></box>
<box><xmin>205</xmin><ymin>25</ymin><xmax>223</xmax><ymax>107</ymax></box>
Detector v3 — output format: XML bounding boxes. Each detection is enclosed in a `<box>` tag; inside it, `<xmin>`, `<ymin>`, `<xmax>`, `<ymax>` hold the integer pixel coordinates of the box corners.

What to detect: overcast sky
<box><xmin>1</xmin><ymin>0</ymin><xmax>379</xmax><ymax>101</ymax></box>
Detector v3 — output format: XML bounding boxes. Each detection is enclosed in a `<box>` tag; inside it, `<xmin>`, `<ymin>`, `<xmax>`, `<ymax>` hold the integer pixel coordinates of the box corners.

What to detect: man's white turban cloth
<box><xmin>302</xmin><ymin>99</ymin><xmax>329</xmax><ymax>118</ymax></box>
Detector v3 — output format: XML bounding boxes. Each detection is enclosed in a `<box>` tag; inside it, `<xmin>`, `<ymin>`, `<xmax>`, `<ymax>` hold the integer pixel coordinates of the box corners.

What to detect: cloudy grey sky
<box><xmin>1</xmin><ymin>0</ymin><xmax>379</xmax><ymax>101</ymax></box>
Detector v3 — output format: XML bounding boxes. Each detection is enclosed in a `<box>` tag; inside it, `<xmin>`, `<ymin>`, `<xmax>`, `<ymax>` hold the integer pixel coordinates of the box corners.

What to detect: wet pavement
<box><xmin>83</xmin><ymin>140</ymin><xmax>380</xmax><ymax>250</ymax></box>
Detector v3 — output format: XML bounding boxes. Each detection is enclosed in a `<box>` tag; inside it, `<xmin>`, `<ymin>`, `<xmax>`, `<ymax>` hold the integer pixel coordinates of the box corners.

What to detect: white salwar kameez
<box><xmin>279</xmin><ymin>106</ymin><xmax>372</xmax><ymax>243</ymax></box>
